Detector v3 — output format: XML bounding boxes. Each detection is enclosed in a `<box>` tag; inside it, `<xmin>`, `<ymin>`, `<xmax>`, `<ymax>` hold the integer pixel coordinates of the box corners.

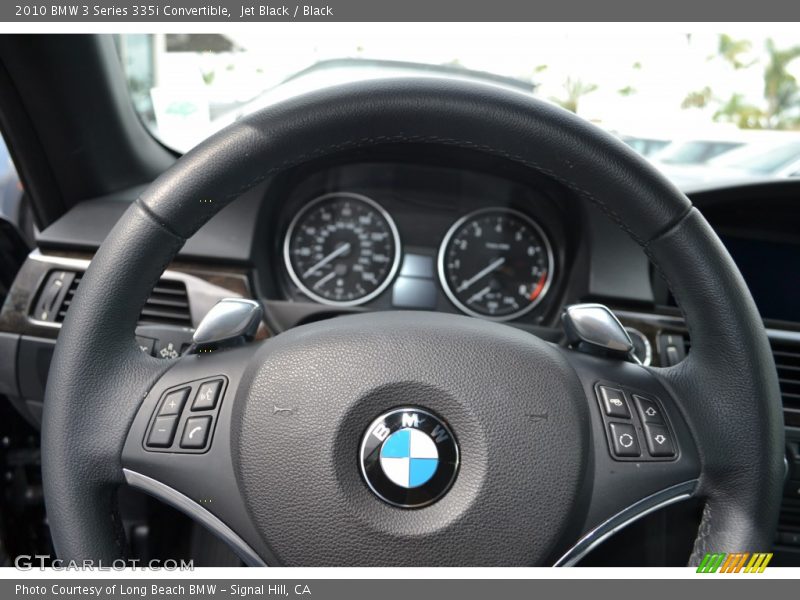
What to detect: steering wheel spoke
<box><xmin>121</xmin><ymin>345</ymin><xmax>268</xmax><ymax>566</ymax></box>
<box><xmin>553</xmin><ymin>347</ymin><xmax>701</xmax><ymax>565</ymax></box>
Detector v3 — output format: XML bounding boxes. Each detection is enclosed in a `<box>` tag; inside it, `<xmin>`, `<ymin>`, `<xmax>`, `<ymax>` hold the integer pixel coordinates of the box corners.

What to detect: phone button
<box><xmin>180</xmin><ymin>416</ymin><xmax>212</xmax><ymax>449</ymax></box>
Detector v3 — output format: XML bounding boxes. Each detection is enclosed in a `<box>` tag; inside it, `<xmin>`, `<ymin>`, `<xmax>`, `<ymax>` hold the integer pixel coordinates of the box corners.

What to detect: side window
<box><xmin>0</xmin><ymin>134</ymin><xmax>32</xmax><ymax>243</ymax></box>
<box><xmin>0</xmin><ymin>133</ymin><xmax>32</xmax><ymax>303</ymax></box>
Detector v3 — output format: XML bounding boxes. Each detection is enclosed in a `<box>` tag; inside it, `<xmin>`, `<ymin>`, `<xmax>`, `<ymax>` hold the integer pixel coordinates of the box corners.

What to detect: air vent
<box><xmin>670</xmin><ymin>333</ymin><xmax>799</xmax><ymax>426</ymax></box>
<box><xmin>139</xmin><ymin>279</ymin><xmax>192</xmax><ymax>327</ymax></box>
<box><xmin>772</xmin><ymin>339</ymin><xmax>800</xmax><ymax>427</ymax></box>
<box><xmin>54</xmin><ymin>273</ymin><xmax>80</xmax><ymax>322</ymax></box>
<box><xmin>55</xmin><ymin>273</ymin><xmax>192</xmax><ymax>327</ymax></box>
<box><xmin>780</xmin><ymin>497</ymin><xmax>800</xmax><ymax>531</ymax></box>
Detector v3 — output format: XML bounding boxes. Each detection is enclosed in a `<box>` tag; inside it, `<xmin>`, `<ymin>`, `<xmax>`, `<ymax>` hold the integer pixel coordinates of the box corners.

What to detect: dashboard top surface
<box><xmin>32</xmin><ymin>157</ymin><xmax>800</xmax><ymax>331</ymax></box>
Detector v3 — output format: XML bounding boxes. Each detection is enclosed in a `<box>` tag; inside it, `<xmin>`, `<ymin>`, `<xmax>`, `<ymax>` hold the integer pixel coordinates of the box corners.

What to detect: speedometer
<box><xmin>284</xmin><ymin>192</ymin><xmax>401</xmax><ymax>306</ymax></box>
<box><xmin>438</xmin><ymin>208</ymin><xmax>554</xmax><ymax>320</ymax></box>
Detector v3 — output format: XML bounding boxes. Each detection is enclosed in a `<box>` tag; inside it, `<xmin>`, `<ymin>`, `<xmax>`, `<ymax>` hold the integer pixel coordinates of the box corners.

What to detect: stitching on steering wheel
<box><xmin>135</xmin><ymin>197</ymin><xmax>188</xmax><ymax>242</ymax></box>
<box><xmin>642</xmin><ymin>209</ymin><xmax>696</xmax><ymax>347</ymax></box>
<box><xmin>689</xmin><ymin>503</ymin><xmax>713</xmax><ymax>562</ymax></box>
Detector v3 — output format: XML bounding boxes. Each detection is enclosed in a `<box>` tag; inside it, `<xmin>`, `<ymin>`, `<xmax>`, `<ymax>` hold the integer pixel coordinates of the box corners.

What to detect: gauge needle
<box><xmin>466</xmin><ymin>286</ymin><xmax>491</xmax><ymax>304</ymax></box>
<box><xmin>303</xmin><ymin>243</ymin><xmax>351</xmax><ymax>278</ymax></box>
<box><xmin>457</xmin><ymin>257</ymin><xmax>506</xmax><ymax>292</ymax></box>
<box><xmin>313</xmin><ymin>271</ymin><xmax>336</xmax><ymax>290</ymax></box>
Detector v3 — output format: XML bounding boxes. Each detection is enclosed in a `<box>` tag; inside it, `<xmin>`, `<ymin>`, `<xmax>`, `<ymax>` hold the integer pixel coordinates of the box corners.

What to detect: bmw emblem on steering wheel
<box><xmin>360</xmin><ymin>407</ymin><xmax>459</xmax><ymax>508</ymax></box>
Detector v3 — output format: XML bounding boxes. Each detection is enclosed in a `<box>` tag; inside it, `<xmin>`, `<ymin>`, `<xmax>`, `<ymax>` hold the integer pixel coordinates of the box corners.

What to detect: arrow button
<box><xmin>633</xmin><ymin>395</ymin><xmax>665</xmax><ymax>425</ymax></box>
<box><xmin>644</xmin><ymin>424</ymin><xmax>675</xmax><ymax>457</ymax></box>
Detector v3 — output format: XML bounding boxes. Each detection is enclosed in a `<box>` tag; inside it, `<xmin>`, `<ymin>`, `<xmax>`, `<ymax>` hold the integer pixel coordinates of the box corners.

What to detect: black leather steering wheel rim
<box><xmin>42</xmin><ymin>78</ymin><xmax>784</xmax><ymax>565</ymax></box>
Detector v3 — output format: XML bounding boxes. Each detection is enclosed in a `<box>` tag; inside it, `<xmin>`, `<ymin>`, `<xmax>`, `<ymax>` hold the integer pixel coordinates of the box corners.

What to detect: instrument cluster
<box><xmin>274</xmin><ymin>161</ymin><xmax>570</xmax><ymax>325</ymax></box>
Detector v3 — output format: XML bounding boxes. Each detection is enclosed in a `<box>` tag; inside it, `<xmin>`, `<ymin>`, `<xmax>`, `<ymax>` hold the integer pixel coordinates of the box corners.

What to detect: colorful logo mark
<box><xmin>696</xmin><ymin>552</ymin><xmax>773</xmax><ymax>573</ymax></box>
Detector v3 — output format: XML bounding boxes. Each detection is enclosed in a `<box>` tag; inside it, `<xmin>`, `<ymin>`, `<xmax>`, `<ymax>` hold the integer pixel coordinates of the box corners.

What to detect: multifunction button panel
<box><xmin>595</xmin><ymin>383</ymin><xmax>677</xmax><ymax>461</ymax></box>
<box><xmin>144</xmin><ymin>376</ymin><xmax>227</xmax><ymax>453</ymax></box>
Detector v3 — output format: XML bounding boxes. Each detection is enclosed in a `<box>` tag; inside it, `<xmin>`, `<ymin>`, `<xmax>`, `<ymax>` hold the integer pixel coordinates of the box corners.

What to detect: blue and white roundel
<box><xmin>379</xmin><ymin>427</ymin><xmax>439</xmax><ymax>488</ymax></box>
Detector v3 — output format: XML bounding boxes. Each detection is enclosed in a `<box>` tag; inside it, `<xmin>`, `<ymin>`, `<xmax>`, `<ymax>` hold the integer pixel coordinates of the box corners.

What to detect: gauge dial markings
<box><xmin>284</xmin><ymin>192</ymin><xmax>401</xmax><ymax>307</ymax></box>
<box><xmin>438</xmin><ymin>208</ymin><xmax>554</xmax><ymax>321</ymax></box>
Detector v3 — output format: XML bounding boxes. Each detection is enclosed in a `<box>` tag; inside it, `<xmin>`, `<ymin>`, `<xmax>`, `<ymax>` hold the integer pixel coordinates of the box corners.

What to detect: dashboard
<box><xmin>698</xmin><ymin>192</ymin><xmax>800</xmax><ymax>325</ymax></box>
<box><xmin>263</xmin><ymin>160</ymin><xmax>575</xmax><ymax>327</ymax></box>
<box><xmin>255</xmin><ymin>157</ymin><xmax>583</xmax><ymax>326</ymax></box>
<box><xmin>650</xmin><ymin>184</ymin><xmax>800</xmax><ymax>326</ymax></box>
<box><xmin>17</xmin><ymin>155</ymin><xmax>800</xmax><ymax>346</ymax></box>
<box><xmin>721</xmin><ymin>235</ymin><xmax>799</xmax><ymax>323</ymax></box>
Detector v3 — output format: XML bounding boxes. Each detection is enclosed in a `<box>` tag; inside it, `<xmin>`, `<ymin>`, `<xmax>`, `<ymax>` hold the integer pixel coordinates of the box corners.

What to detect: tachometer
<box><xmin>284</xmin><ymin>192</ymin><xmax>401</xmax><ymax>306</ymax></box>
<box><xmin>438</xmin><ymin>208</ymin><xmax>554</xmax><ymax>320</ymax></box>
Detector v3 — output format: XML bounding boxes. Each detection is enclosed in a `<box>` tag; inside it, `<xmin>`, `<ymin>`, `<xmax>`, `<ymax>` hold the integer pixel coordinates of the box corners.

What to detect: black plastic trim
<box><xmin>553</xmin><ymin>479</ymin><xmax>697</xmax><ymax>566</ymax></box>
<box><xmin>123</xmin><ymin>469</ymin><xmax>264</xmax><ymax>567</ymax></box>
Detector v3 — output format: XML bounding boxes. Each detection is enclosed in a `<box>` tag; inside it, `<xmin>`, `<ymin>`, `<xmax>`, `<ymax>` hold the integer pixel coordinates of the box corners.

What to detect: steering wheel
<box><xmin>41</xmin><ymin>79</ymin><xmax>784</xmax><ymax>566</ymax></box>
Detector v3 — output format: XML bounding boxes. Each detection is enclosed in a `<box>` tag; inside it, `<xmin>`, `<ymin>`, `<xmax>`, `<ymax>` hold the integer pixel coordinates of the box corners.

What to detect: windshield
<box><xmin>117</xmin><ymin>29</ymin><xmax>800</xmax><ymax>187</ymax></box>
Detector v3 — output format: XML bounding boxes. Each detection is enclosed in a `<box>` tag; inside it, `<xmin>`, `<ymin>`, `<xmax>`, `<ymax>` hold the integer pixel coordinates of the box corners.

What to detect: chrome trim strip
<box><xmin>612</xmin><ymin>309</ymin><xmax>688</xmax><ymax>332</ymax></box>
<box><xmin>26</xmin><ymin>251</ymin><xmax>94</xmax><ymax>330</ymax></box>
<box><xmin>27</xmin><ymin>249</ymin><xmax>242</xmax><ymax>329</ymax></box>
<box><xmin>767</xmin><ymin>328</ymin><xmax>800</xmax><ymax>344</ymax></box>
<box><xmin>553</xmin><ymin>479</ymin><xmax>698</xmax><ymax>567</ymax></box>
<box><xmin>624</xmin><ymin>326</ymin><xmax>652</xmax><ymax>366</ymax></box>
<box><xmin>29</xmin><ymin>249</ymin><xmax>92</xmax><ymax>271</ymax></box>
<box><xmin>614</xmin><ymin>308</ymin><xmax>800</xmax><ymax>345</ymax></box>
<box><xmin>123</xmin><ymin>468</ymin><xmax>265</xmax><ymax>567</ymax></box>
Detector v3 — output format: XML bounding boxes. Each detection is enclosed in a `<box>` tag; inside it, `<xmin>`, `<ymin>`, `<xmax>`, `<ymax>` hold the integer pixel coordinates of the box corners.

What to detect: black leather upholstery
<box><xmin>646</xmin><ymin>210</ymin><xmax>784</xmax><ymax>560</ymax></box>
<box><xmin>42</xmin><ymin>204</ymin><xmax>180</xmax><ymax>560</ymax></box>
<box><xmin>234</xmin><ymin>311</ymin><xmax>589</xmax><ymax>565</ymax></box>
<box><xmin>42</xmin><ymin>78</ymin><xmax>783</xmax><ymax>563</ymax></box>
<box><xmin>139</xmin><ymin>79</ymin><xmax>691</xmax><ymax>243</ymax></box>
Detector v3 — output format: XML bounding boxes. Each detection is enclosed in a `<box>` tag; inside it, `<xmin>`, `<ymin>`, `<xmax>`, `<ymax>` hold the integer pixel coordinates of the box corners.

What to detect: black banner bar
<box><xmin>2</xmin><ymin>0</ymin><xmax>800</xmax><ymax>22</ymax></box>
<box><xmin>5</xmin><ymin>578</ymin><xmax>800</xmax><ymax>600</ymax></box>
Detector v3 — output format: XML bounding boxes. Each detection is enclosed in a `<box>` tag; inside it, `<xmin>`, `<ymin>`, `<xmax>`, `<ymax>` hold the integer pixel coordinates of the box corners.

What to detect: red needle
<box><xmin>529</xmin><ymin>271</ymin><xmax>548</xmax><ymax>301</ymax></box>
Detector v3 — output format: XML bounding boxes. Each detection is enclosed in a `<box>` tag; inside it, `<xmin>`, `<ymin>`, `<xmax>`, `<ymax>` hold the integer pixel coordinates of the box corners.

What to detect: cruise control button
<box><xmin>598</xmin><ymin>386</ymin><xmax>630</xmax><ymax>419</ymax></box>
<box><xmin>135</xmin><ymin>335</ymin><xmax>156</xmax><ymax>356</ymax></box>
<box><xmin>147</xmin><ymin>416</ymin><xmax>178</xmax><ymax>448</ymax></box>
<box><xmin>634</xmin><ymin>395</ymin><xmax>664</xmax><ymax>424</ymax></box>
<box><xmin>181</xmin><ymin>416</ymin><xmax>212</xmax><ymax>449</ymax></box>
<box><xmin>155</xmin><ymin>339</ymin><xmax>182</xmax><ymax>360</ymax></box>
<box><xmin>609</xmin><ymin>422</ymin><xmax>641</xmax><ymax>457</ymax></box>
<box><xmin>192</xmin><ymin>380</ymin><xmax>222</xmax><ymax>411</ymax></box>
<box><xmin>158</xmin><ymin>387</ymin><xmax>190</xmax><ymax>416</ymax></box>
<box><xmin>644</xmin><ymin>424</ymin><xmax>675</xmax><ymax>457</ymax></box>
